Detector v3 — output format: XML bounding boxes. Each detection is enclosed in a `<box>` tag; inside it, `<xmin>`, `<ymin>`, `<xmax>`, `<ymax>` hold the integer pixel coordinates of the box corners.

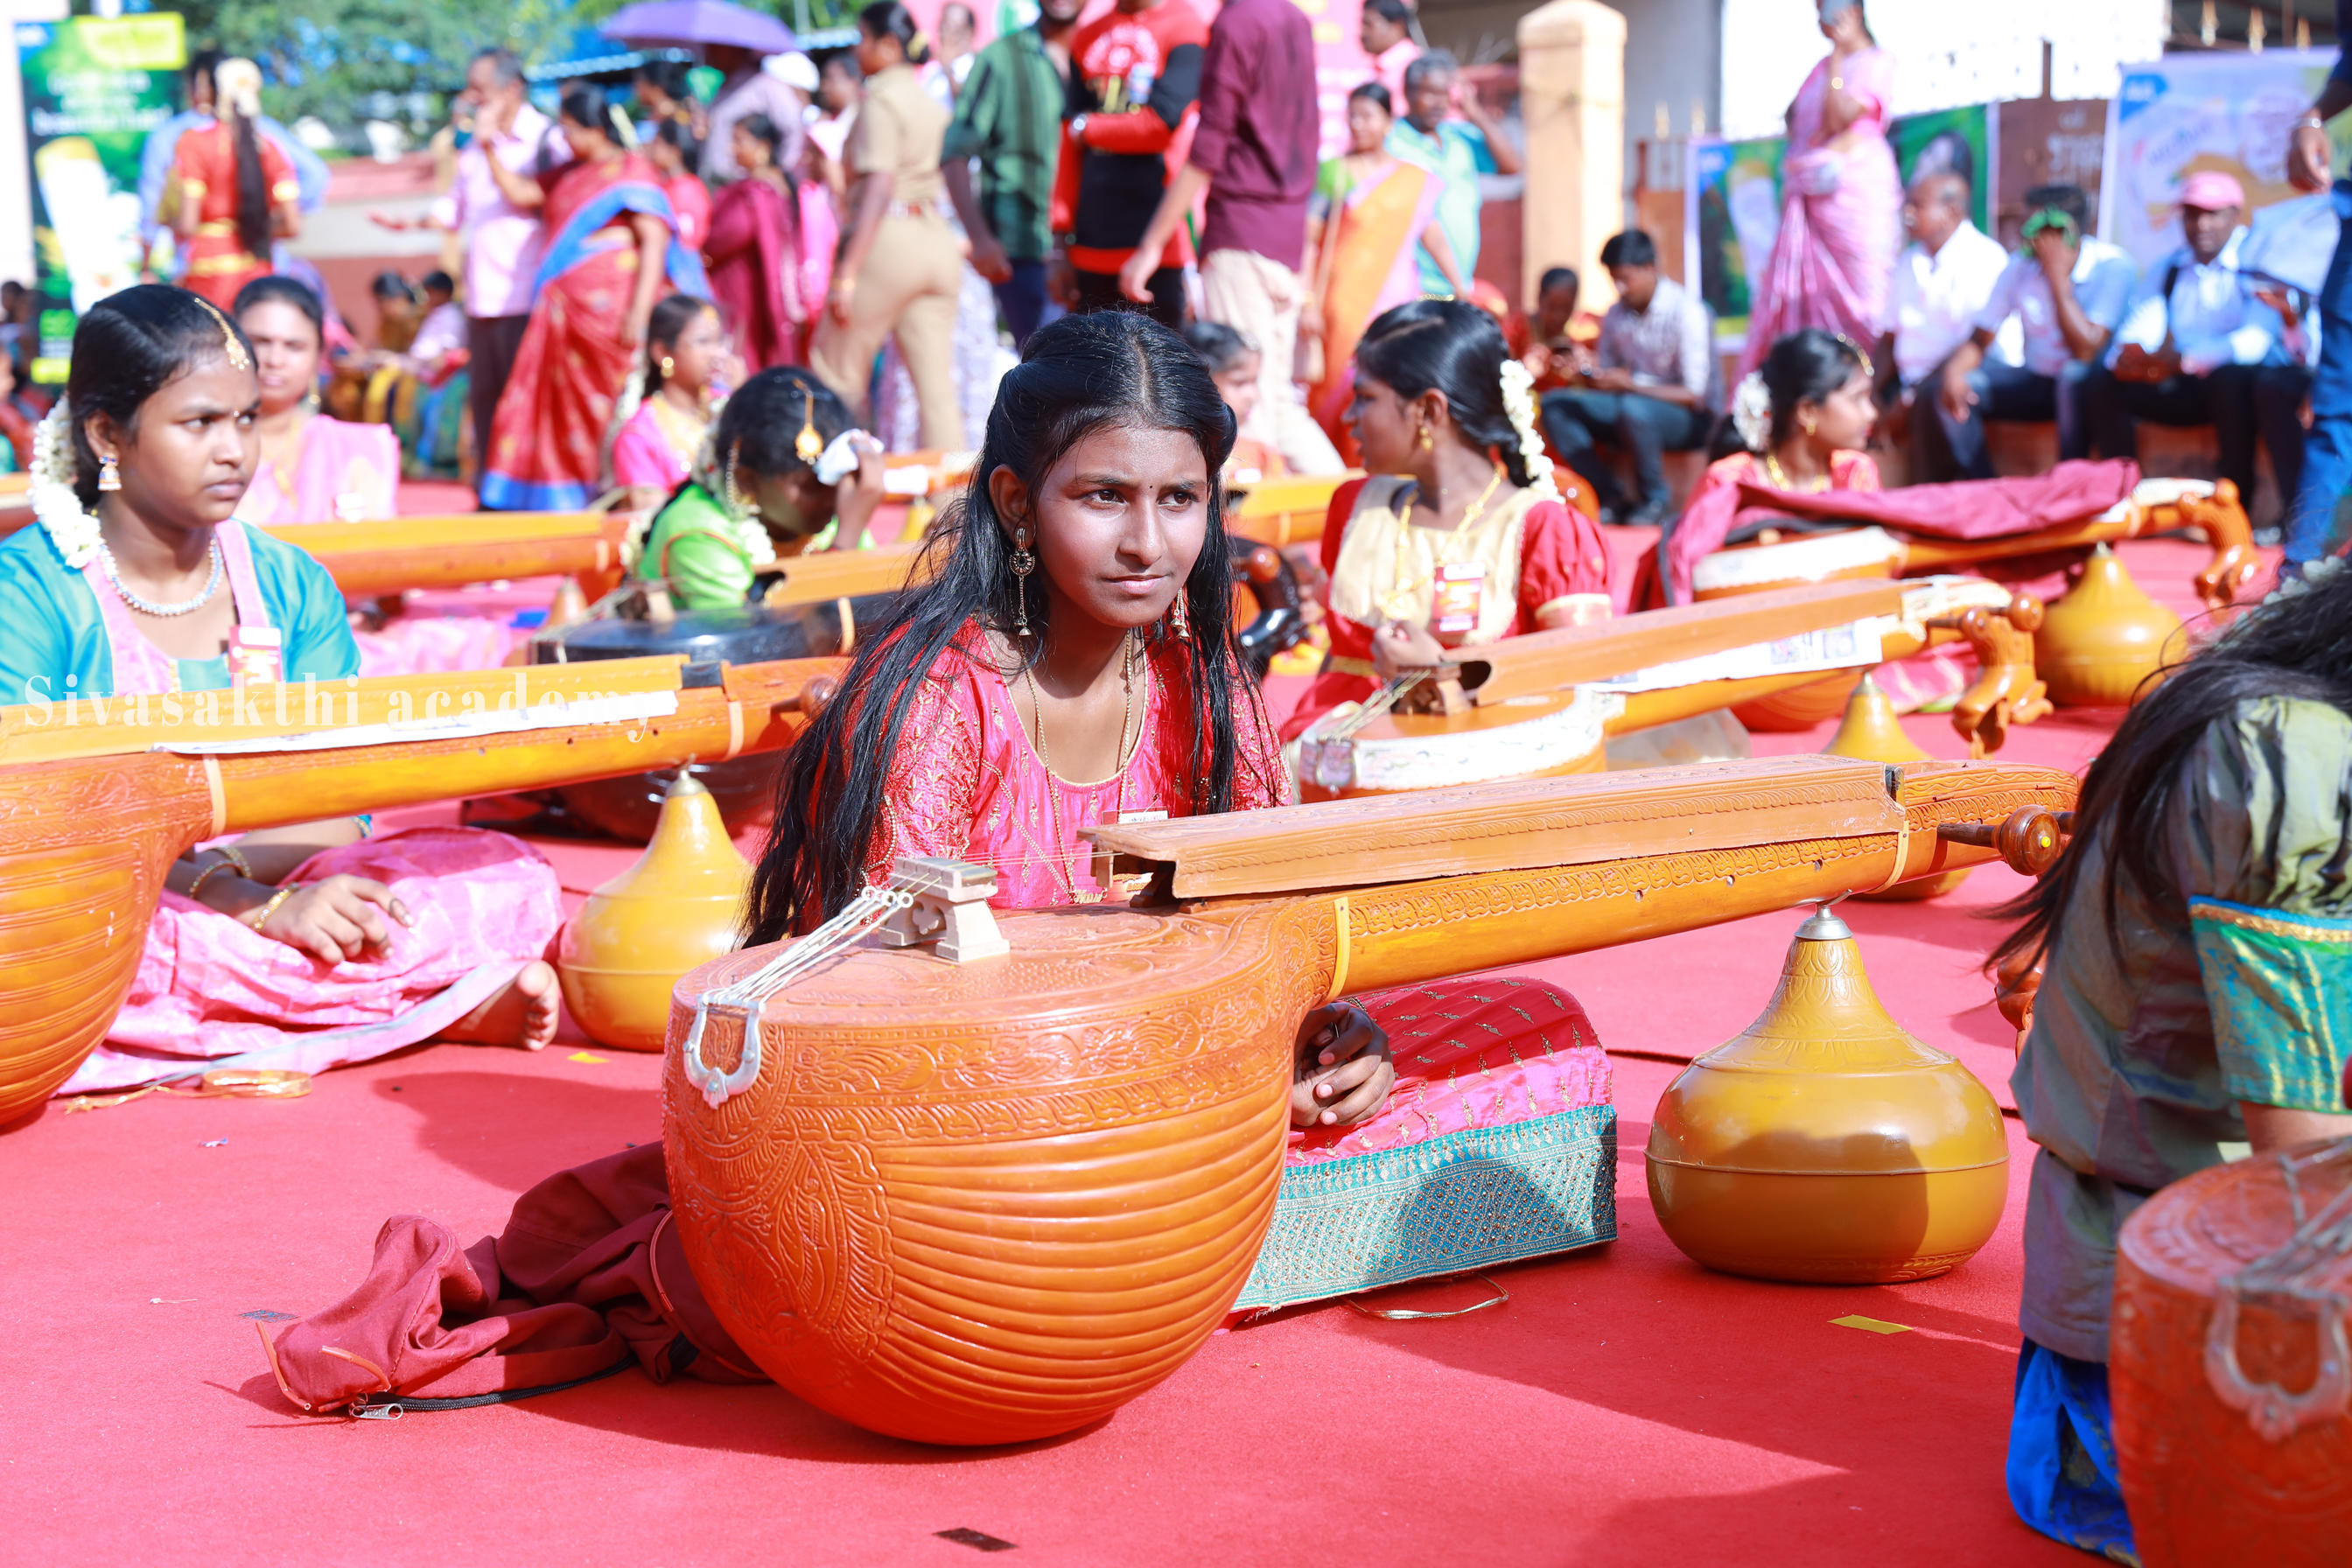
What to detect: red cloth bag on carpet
<box><xmin>260</xmin><ymin>1145</ymin><xmax>763</xmax><ymax>1414</ymax></box>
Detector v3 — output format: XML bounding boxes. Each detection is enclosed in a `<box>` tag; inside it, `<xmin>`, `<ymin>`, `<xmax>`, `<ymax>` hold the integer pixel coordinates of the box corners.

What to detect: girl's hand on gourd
<box><xmin>1289</xmin><ymin>1000</ymin><xmax>1395</xmax><ymax>1127</ymax></box>
<box><xmin>253</xmin><ymin>874</ymin><xmax>413</xmax><ymax>965</ymax></box>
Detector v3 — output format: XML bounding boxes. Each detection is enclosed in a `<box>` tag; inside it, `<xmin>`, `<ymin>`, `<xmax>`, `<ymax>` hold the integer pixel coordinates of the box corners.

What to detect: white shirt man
<box><xmin>1889</xmin><ymin>217</ymin><xmax>2010</xmax><ymax>388</ymax></box>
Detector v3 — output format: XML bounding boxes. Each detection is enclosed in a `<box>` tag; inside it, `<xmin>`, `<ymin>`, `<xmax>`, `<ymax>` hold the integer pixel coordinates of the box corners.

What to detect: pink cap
<box><xmin>2177</xmin><ymin>170</ymin><xmax>2247</xmax><ymax>212</ymax></box>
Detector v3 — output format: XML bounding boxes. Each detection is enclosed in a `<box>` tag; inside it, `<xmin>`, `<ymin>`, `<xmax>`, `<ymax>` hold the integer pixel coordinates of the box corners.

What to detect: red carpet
<box><xmin>0</xmin><ymin>539</ymin><xmax>2242</xmax><ymax>1566</ymax></box>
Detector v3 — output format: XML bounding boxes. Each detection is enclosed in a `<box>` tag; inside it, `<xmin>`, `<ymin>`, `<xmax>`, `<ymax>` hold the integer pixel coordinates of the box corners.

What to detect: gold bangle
<box><xmin>211</xmin><ymin>844</ymin><xmax>253</xmax><ymax>878</ymax></box>
<box><xmin>185</xmin><ymin>861</ymin><xmax>238</xmax><ymax>906</ymax></box>
<box><xmin>242</xmin><ymin>882</ymin><xmax>304</xmax><ymax>933</ymax></box>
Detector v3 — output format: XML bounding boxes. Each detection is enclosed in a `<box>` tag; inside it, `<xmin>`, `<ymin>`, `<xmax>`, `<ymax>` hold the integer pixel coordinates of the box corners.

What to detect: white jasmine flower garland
<box><xmin>1497</xmin><ymin>359</ymin><xmax>1558</xmax><ymax>500</ymax></box>
<box><xmin>30</xmin><ymin>400</ymin><xmax>101</xmax><ymax>569</ymax></box>
<box><xmin>1730</xmin><ymin>372</ymin><xmax>1773</xmax><ymax>453</ymax></box>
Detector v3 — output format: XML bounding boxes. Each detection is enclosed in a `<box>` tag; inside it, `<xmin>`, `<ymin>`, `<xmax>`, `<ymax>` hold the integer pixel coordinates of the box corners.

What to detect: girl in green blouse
<box><xmin>634</xmin><ymin>366</ymin><xmax>888</xmax><ymax>611</ymax></box>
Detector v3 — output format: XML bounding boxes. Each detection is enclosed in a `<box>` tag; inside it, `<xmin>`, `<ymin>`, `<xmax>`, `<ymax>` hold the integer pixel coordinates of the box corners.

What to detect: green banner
<box><xmin>16</xmin><ymin>14</ymin><xmax>186</xmax><ymax>383</ymax></box>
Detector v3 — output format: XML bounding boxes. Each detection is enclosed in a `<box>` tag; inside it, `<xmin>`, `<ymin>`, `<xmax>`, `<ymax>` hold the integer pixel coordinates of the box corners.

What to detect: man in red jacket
<box><xmin>1046</xmin><ymin>0</ymin><xmax>1210</xmax><ymax>329</ymax></box>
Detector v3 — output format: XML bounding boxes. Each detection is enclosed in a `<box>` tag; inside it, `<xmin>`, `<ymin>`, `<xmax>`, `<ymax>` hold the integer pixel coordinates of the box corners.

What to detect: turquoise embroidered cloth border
<box><xmin>2189</xmin><ymin>896</ymin><xmax>2352</xmax><ymax>1114</ymax></box>
<box><xmin>1233</xmin><ymin>1103</ymin><xmax>1617</xmax><ymax>1312</ymax></box>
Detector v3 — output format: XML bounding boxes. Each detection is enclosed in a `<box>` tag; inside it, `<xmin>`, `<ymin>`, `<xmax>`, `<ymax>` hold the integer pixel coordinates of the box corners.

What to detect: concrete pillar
<box><xmin>1516</xmin><ymin>0</ymin><xmax>1626</xmax><ymax>312</ymax></box>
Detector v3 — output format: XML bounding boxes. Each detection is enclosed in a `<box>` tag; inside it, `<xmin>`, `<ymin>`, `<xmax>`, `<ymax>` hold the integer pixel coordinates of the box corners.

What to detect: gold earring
<box><xmin>1010</xmin><ymin>526</ymin><xmax>1035</xmax><ymax>639</ymax></box>
<box><xmin>659</xmin><ymin>354</ymin><xmax>676</xmax><ymax>381</ymax></box>
<box><xmin>98</xmin><ymin>455</ymin><xmax>121</xmax><ymax>493</ymax></box>
<box><xmin>1169</xmin><ymin>585</ymin><xmax>1191</xmax><ymax>641</ymax></box>
<box><xmin>1418</xmin><ymin>423</ymin><xmax>1434</xmax><ymax>452</ymax></box>
<box><xmin>794</xmin><ymin>388</ymin><xmax>823</xmax><ymax>465</ymax></box>
<box><xmin>1801</xmin><ymin>414</ymin><xmax>1817</xmax><ymax>435</ymax></box>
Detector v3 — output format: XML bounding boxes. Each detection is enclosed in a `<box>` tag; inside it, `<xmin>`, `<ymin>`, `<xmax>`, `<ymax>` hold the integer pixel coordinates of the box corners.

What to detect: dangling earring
<box><xmin>1170</xmin><ymin>586</ymin><xmax>1191</xmax><ymax>641</ymax></box>
<box><xmin>97</xmin><ymin>454</ymin><xmax>120</xmax><ymax>493</ymax></box>
<box><xmin>1417</xmin><ymin>422</ymin><xmax>1434</xmax><ymax>452</ymax></box>
<box><xmin>659</xmin><ymin>354</ymin><xmax>676</xmax><ymax>382</ymax></box>
<box><xmin>1010</xmin><ymin>525</ymin><xmax>1035</xmax><ymax>639</ymax></box>
<box><xmin>794</xmin><ymin>388</ymin><xmax>823</xmax><ymax>465</ymax></box>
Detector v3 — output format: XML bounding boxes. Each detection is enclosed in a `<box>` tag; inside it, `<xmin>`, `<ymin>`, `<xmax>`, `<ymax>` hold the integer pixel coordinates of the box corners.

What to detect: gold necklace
<box><xmin>1763</xmin><ymin>451</ymin><xmax>1830</xmax><ymax>494</ymax></box>
<box><xmin>1018</xmin><ymin>633</ymin><xmax>1142</xmax><ymax>902</ymax></box>
<box><xmin>1382</xmin><ymin>464</ymin><xmax>1508</xmax><ymax>620</ymax></box>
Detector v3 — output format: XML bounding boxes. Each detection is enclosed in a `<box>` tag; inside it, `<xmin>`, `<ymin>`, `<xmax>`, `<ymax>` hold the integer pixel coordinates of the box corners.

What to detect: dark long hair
<box><xmin>640</xmin><ymin>294</ymin><xmax>715</xmax><ymax>397</ymax></box>
<box><xmin>1751</xmin><ymin>326</ymin><xmax>1866</xmax><ymax>452</ymax></box>
<box><xmin>744</xmin><ymin>312</ymin><xmax>1256</xmax><ymax>942</ymax></box>
<box><xmin>222</xmin><ymin>80</ymin><xmax>272</xmax><ymax>262</ymax></box>
<box><xmin>65</xmin><ymin>284</ymin><xmax>256</xmax><ymax>508</ymax></box>
<box><xmin>716</xmin><ymin>364</ymin><xmax>850</xmax><ymax>480</ymax></box>
<box><xmin>1990</xmin><ymin>566</ymin><xmax>2352</xmax><ymax>976</ymax></box>
<box><xmin>1355</xmin><ymin>297</ymin><xmax>1536</xmax><ymax>486</ymax></box>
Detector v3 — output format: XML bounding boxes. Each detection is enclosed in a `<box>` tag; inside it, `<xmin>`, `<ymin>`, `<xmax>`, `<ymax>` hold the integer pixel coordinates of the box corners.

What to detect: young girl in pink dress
<box><xmin>0</xmin><ymin>285</ymin><xmax>562</xmax><ymax>1097</ymax></box>
<box><xmin>261</xmin><ymin>312</ymin><xmax>1616</xmax><ymax>1413</ymax></box>
<box><xmin>608</xmin><ymin>294</ymin><xmax>729</xmax><ymax>511</ymax></box>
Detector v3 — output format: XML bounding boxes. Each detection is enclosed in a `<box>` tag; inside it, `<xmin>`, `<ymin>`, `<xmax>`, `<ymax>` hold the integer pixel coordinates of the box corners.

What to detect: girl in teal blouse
<box><xmin>0</xmin><ymin>285</ymin><xmax>564</xmax><ymax>1096</ymax></box>
<box><xmin>1995</xmin><ymin>562</ymin><xmax>2352</xmax><ymax>1559</ymax></box>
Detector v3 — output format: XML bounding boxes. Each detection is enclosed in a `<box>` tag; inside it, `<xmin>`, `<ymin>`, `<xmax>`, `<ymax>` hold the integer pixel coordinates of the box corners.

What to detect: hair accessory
<box><xmin>214</xmin><ymin>57</ymin><xmax>264</xmax><ymax>121</ymax></box>
<box><xmin>685</xmin><ymin>435</ymin><xmax>777</xmax><ymax>567</ymax></box>
<box><xmin>29</xmin><ymin>399</ymin><xmax>101</xmax><ymax>568</ymax></box>
<box><xmin>1731</xmin><ymin>372</ymin><xmax>1773</xmax><ymax>452</ymax></box>
<box><xmin>192</xmin><ymin>296</ymin><xmax>253</xmax><ymax>372</ymax></box>
<box><xmin>1831</xmin><ymin>332</ymin><xmax>1875</xmax><ymax>380</ymax></box>
<box><xmin>794</xmin><ymin>388</ymin><xmax>824</xmax><ymax>466</ymax></box>
<box><xmin>1496</xmin><ymin>358</ymin><xmax>1559</xmax><ymax>500</ymax></box>
<box><xmin>1010</xmin><ymin>526</ymin><xmax>1035</xmax><ymax>640</ymax></box>
<box><xmin>97</xmin><ymin>454</ymin><xmax>121</xmax><ymax>493</ymax></box>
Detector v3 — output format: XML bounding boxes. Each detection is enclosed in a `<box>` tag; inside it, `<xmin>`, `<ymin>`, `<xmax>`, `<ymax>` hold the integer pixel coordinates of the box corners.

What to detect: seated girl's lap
<box><xmin>1287</xmin><ymin>976</ymin><xmax>1611</xmax><ymax>1166</ymax></box>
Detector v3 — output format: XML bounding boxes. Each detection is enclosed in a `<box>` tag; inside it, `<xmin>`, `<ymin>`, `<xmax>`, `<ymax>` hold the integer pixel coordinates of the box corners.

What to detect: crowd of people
<box><xmin>1560</xmin><ymin>0</ymin><xmax>2341</xmax><ymax>585</ymax></box>
<box><xmin>82</xmin><ymin>0</ymin><xmax>1541</xmax><ymax>537</ymax></box>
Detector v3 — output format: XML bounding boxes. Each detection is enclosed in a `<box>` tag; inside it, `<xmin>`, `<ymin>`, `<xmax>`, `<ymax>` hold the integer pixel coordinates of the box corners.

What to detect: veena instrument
<box><xmin>662</xmin><ymin>752</ymin><xmax>2078</xmax><ymax>1447</ymax></box>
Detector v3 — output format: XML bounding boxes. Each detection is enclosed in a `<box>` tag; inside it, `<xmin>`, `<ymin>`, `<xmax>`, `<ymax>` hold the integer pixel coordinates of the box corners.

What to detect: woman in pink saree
<box><xmin>1735</xmin><ymin>0</ymin><xmax>1900</xmax><ymax>381</ymax></box>
<box><xmin>0</xmin><ymin>286</ymin><xmax>562</xmax><ymax>1098</ymax></box>
<box><xmin>234</xmin><ymin>276</ymin><xmax>521</xmax><ymax>677</ymax></box>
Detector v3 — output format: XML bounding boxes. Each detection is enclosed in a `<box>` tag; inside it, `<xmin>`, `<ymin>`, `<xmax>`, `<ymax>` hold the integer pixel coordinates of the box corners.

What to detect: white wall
<box><xmin>1718</xmin><ymin>0</ymin><xmax>2170</xmax><ymax>142</ymax></box>
<box><xmin>1606</xmin><ymin>0</ymin><xmax>1721</xmax><ymax>144</ymax></box>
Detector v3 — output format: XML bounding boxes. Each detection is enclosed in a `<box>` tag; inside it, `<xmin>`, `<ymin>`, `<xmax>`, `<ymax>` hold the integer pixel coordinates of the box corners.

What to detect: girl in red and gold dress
<box><xmin>1284</xmin><ymin>296</ymin><xmax>1614</xmax><ymax>743</ymax></box>
<box><xmin>168</xmin><ymin>58</ymin><xmax>300</xmax><ymax>310</ymax></box>
<box><xmin>261</xmin><ymin>312</ymin><xmax>1614</xmax><ymax>1412</ymax></box>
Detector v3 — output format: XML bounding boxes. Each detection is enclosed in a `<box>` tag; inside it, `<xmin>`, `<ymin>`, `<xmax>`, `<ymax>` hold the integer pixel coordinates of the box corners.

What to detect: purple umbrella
<box><xmin>601</xmin><ymin>0</ymin><xmax>797</xmax><ymax>54</ymax></box>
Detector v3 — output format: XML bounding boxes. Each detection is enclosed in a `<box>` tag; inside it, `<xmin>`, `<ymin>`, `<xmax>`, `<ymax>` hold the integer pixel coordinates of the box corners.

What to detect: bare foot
<box><xmin>440</xmin><ymin>961</ymin><xmax>561</xmax><ymax>1051</ymax></box>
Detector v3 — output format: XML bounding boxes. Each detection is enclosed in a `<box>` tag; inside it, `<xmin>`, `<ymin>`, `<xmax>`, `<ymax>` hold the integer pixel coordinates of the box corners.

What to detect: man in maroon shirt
<box><xmin>1117</xmin><ymin>0</ymin><xmax>1343</xmax><ymax>472</ymax></box>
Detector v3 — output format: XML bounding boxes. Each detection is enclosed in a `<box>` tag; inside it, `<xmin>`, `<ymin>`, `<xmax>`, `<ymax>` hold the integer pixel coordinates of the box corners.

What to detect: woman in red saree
<box><xmin>479</xmin><ymin>84</ymin><xmax>710</xmax><ymax>512</ymax></box>
<box><xmin>169</xmin><ymin>58</ymin><xmax>300</xmax><ymax>310</ymax></box>
<box><xmin>260</xmin><ymin>312</ymin><xmax>1617</xmax><ymax>1414</ymax></box>
<box><xmin>701</xmin><ymin>114</ymin><xmax>802</xmax><ymax>372</ymax></box>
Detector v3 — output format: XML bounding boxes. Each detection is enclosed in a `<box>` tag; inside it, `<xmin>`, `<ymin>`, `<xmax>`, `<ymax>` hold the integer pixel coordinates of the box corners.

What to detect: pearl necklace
<box><xmin>101</xmin><ymin>536</ymin><xmax>222</xmax><ymax>618</ymax></box>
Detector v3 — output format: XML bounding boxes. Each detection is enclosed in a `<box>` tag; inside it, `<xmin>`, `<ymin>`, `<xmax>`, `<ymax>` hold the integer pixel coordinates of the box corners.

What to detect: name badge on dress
<box><xmin>227</xmin><ymin>625</ymin><xmax>284</xmax><ymax>686</ymax></box>
<box><xmin>1431</xmin><ymin>564</ymin><xmax>1486</xmax><ymax>646</ymax></box>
